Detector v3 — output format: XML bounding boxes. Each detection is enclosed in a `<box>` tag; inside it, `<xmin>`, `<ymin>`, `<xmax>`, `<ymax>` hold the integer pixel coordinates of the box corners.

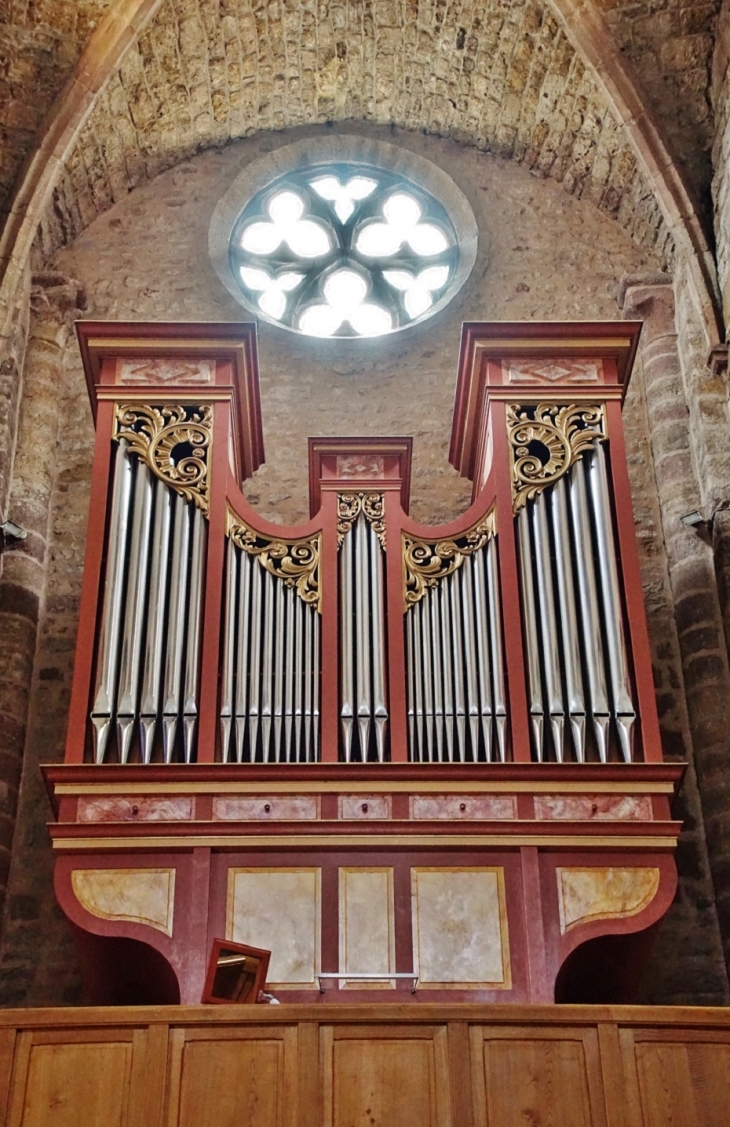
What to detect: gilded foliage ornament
<box><xmin>507</xmin><ymin>402</ymin><xmax>605</xmax><ymax>512</ymax></box>
<box><xmin>113</xmin><ymin>403</ymin><xmax>213</xmax><ymax>515</ymax></box>
<box><xmin>227</xmin><ymin>511</ymin><xmax>321</xmax><ymax>612</ymax></box>
<box><xmin>403</xmin><ymin>509</ymin><xmax>496</xmax><ymax>611</ymax></box>
<box><xmin>337</xmin><ymin>493</ymin><xmax>386</xmax><ymax>549</ymax></box>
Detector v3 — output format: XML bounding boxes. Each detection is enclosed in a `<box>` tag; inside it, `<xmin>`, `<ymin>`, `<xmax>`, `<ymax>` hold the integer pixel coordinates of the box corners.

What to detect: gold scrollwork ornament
<box><xmin>114</xmin><ymin>403</ymin><xmax>213</xmax><ymax>515</ymax></box>
<box><xmin>403</xmin><ymin>509</ymin><xmax>496</xmax><ymax>611</ymax></box>
<box><xmin>507</xmin><ymin>402</ymin><xmax>605</xmax><ymax>512</ymax></box>
<box><xmin>337</xmin><ymin>492</ymin><xmax>386</xmax><ymax>549</ymax></box>
<box><xmin>227</xmin><ymin>513</ymin><xmax>321</xmax><ymax>612</ymax></box>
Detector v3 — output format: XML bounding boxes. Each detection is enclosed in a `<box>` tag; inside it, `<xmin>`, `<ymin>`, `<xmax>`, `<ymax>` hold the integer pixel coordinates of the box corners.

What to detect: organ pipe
<box><xmin>405</xmin><ymin>533</ymin><xmax>506</xmax><ymax>763</ymax></box>
<box><xmin>90</xmin><ymin>442</ymin><xmax>205</xmax><ymax>765</ymax></box>
<box><xmin>338</xmin><ymin>512</ymin><xmax>389</xmax><ymax>762</ymax></box>
<box><xmin>516</xmin><ymin>442</ymin><xmax>637</xmax><ymax>763</ymax></box>
<box><xmin>220</xmin><ymin>536</ymin><xmax>320</xmax><ymax>763</ymax></box>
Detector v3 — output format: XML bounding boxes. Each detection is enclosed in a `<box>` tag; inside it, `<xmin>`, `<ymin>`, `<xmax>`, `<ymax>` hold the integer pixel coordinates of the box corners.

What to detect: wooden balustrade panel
<box><xmin>1</xmin><ymin>1006</ymin><xmax>730</xmax><ymax>1127</ymax></box>
<box><xmin>166</xmin><ymin>1026</ymin><xmax>298</xmax><ymax>1127</ymax></box>
<box><xmin>5</xmin><ymin>1029</ymin><xmax>148</xmax><ymax>1127</ymax></box>
<box><xmin>470</xmin><ymin>1026</ymin><xmax>607</xmax><ymax>1127</ymax></box>
<box><xmin>321</xmin><ymin>1025</ymin><xmax>452</xmax><ymax>1127</ymax></box>
<box><xmin>620</xmin><ymin>1028</ymin><xmax>730</xmax><ymax>1127</ymax></box>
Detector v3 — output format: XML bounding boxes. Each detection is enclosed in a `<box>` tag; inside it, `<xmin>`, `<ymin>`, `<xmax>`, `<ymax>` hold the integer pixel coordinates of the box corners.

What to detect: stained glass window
<box><xmin>228</xmin><ymin>163</ymin><xmax>459</xmax><ymax>338</ymax></box>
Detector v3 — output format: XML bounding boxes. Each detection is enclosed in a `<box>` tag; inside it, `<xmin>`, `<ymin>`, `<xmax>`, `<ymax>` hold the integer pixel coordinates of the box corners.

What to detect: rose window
<box><xmin>228</xmin><ymin>164</ymin><xmax>459</xmax><ymax>338</ymax></box>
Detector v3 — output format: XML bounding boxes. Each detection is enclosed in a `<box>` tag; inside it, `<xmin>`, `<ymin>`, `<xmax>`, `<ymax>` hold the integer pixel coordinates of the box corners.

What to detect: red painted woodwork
<box><xmin>49</xmin><ymin>319</ymin><xmax>682</xmax><ymax>1008</ymax></box>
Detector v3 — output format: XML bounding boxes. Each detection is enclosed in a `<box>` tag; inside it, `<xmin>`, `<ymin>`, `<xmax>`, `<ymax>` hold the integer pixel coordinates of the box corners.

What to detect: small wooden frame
<box><xmin>202</xmin><ymin>939</ymin><xmax>271</xmax><ymax>1004</ymax></box>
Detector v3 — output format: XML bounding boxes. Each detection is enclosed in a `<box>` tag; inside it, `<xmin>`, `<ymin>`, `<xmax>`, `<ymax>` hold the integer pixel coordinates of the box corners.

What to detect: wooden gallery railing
<box><xmin>66</xmin><ymin>319</ymin><xmax>659</xmax><ymax>770</ymax></box>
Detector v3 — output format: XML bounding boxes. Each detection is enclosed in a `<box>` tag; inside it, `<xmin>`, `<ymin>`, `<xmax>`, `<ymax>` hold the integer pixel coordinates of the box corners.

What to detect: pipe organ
<box><xmin>44</xmin><ymin>320</ymin><xmax>683</xmax><ymax>1006</ymax></box>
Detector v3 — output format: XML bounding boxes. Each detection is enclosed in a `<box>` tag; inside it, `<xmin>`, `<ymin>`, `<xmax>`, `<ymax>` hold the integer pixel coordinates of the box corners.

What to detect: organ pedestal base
<box><xmin>44</xmin><ymin>762</ymin><xmax>682</xmax><ymax>1005</ymax></box>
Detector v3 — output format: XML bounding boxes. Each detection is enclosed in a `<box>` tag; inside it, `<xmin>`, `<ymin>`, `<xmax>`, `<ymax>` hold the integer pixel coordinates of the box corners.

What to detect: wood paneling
<box><xmin>322</xmin><ymin>1025</ymin><xmax>451</xmax><ymax>1127</ymax></box>
<box><xmin>1</xmin><ymin>1005</ymin><xmax>730</xmax><ymax>1127</ymax></box>
<box><xmin>7</xmin><ymin>1037</ymin><xmax>133</xmax><ymax>1127</ymax></box>
<box><xmin>621</xmin><ymin>1030</ymin><xmax>730</xmax><ymax>1127</ymax></box>
<box><xmin>471</xmin><ymin>1027</ymin><xmax>606</xmax><ymax>1126</ymax></box>
<box><xmin>167</xmin><ymin>1027</ymin><xmax>298</xmax><ymax>1127</ymax></box>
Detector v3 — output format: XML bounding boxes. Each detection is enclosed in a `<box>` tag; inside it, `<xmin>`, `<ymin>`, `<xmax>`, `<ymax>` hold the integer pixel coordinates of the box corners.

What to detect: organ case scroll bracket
<box><xmin>226</xmin><ymin>511</ymin><xmax>321</xmax><ymax>612</ymax></box>
<box><xmin>337</xmin><ymin>493</ymin><xmax>386</xmax><ymax>549</ymax></box>
<box><xmin>402</xmin><ymin>508</ymin><xmax>497</xmax><ymax>612</ymax></box>
<box><xmin>112</xmin><ymin>402</ymin><xmax>213</xmax><ymax>515</ymax></box>
<box><xmin>507</xmin><ymin>401</ymin><xmax>606</xmax><ymax>513</ymax></box>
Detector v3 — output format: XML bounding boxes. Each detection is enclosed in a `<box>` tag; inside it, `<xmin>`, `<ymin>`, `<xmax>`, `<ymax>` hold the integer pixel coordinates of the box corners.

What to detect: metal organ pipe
<box><xmin>588</xmin><ymin>441</ymin><xmax>636</xmax><ymax>761</ymax></box>
<box><xmin>222</xmin><ymin>537</ymin><xmax>320</xmax><ymax>763</ymax></box>
<box><xmin>338</xmin><ymin>512</ymin><xmax>389</xmax><ymax>762</ymax></box>
<box><xmin>162</xmin><ymin>492</ymin><xmax>191</xmax><ymax>763</ymax></box>
<box><xmin>90</xmin><ymin>442</ymin><xmax>206</xmax><ymax>765</ymax></box>
<box><xmin>570</xmin><ymin>457</ymin><xmax>611</xmax><ymax>761</ymax></box>
<box><xmin>516</xmin><ymin>443</ymin><xmax>637</xmax><ymax>763</ymax></box>
<box><xmin>115</xmin><ymin>459</ymin><xmax>152</xmax><ymax>763</ymax></box>
<box><xmin>139</xmin><ymin>478</ymin><xmax>172</xmax><ymax>764</ymax></box>
<box><xmin>91</xmin><ymin>439</ymin><xmax>133</xmax><ymax>764</ymax></box>
<box><xmin>405</xmin><ymin>530</ymin><xmax>506</xmax><ymax>763</ymax></box>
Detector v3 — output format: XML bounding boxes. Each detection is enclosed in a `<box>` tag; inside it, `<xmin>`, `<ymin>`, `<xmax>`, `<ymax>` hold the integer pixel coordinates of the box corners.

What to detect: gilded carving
<box><xmin>403</xmin><ymin>508</ymin><xmax>496</xmax><ymax>611</ymax></box>
<box><xmin>227</xmin><ymin>511</ymin><xmax>321</xmax><ymax>612</ymax></box>
<box><xmin>507</xmin><ymin>402</ymin><xmax>605</xmax><ymax>512</ymax></box>
<box><xmin>114</xmin><ymin>403</ymin><xmax>213</xmax><ymax>515</ymax></box>
<box><xmin>337</xmin><ymin>492</ymin><xmax>386</xmax><ymax>549</ymax></box>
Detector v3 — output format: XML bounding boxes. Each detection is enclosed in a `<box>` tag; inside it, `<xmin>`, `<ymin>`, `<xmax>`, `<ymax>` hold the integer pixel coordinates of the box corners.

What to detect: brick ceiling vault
<box><xmin>0</xmin><ymin>0</ymin><xmax>722</xmax><ymax>347</ymax></box>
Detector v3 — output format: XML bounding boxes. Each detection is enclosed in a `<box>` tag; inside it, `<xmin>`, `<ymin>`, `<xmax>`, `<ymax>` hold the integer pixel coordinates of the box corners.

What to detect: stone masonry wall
<box><xmin>0</xmin><ymin>124</ymin><xmax>726</xmax><ymax>1004</ymax></box>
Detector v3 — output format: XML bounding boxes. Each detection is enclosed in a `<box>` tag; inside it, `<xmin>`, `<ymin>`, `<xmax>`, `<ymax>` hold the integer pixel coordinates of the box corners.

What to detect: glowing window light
<box><xmin>229</xmin><ymin>162</ymin><xmax>458</xmax><ymax>337</ymax></box>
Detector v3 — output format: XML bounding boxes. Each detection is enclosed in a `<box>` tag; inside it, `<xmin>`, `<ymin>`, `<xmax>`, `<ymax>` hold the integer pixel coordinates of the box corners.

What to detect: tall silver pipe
<box><xmin>304</xmin><ymin>592</ymin><xmax>313</xmax><ymax>761</ymax></box>
<box><xmin>355</xmin><ymin>515</ymin><xmax>372</xmax><ymax>759</ymax></box>
<box><xmin>260</xmin><ymin>568</ymin><xmax>275</xmax><ymax>762</ymax></box>
<box><xmin>220</xmin><ymin>539</ymin><xmax>237</xmax><ymax>763</ymax></box>
<box><xmin>420</xmin><ymin>596</ymin><xmax>435</xmax><ymax>762</ymax></box>
<box><xmin>570</xmin><ymin>457</ymin><xmax>611</xmax><ymax>762</ymax></box>
<box><xmin>312</xmin><ymin>608</ymin><xmax>320</xmax><ymax>761</ymax></box>
<box><xmin>234</xmin><ymin>551</ymin><xmax>253</xmax><ymax>763</ymax></box>
<box><xmin>517</xmin><ymin>509</ymin><xmax>544</xmax><ymax>760</ymax></box>
<box><xmin>440</xmin><ymin>578</ymin><xmax>455</xmax><ymax>763</ymax></box>
<box><xmin>473</xmin><ymin>551</ymin><xmax>494</xmax><ymax>762</ymax></box>
<box><xmin>294</xmin><ymin>595</ymin><xmax>304</xmax><ymax>761</ymax></box>
<box><xmin>551</xmin><ymin>477</ymin><xmax>586</xmax><ymax>762</ymax></box>
<box><xmin>429</xmin><ymin>585</ymin><xmax>445</xmax><ymax>762</ymax></box>
<box><xmin>162</xmin><ymin>492</ymin><xmax>191</xmax><ymax>763</ymax></box>
<box><xmin>449</xmin><ymin>571</ymin><xmax>467</xmax><ymax>762</ymax></box>
<box><xmin>116</xmin><ymin>459</ymin><xmax>153</xmax><ymax>762</ymax></box>
<box><xmin>91</xmin><ymin>439</ymin><xmax>133</xmax><ymax>763</ymax></box>
<box><xmin>182</xmin><ymin>507</ymin><xmax>205</xmax><ymax>763</ymax></box>
<box><xmin>406</xmin><ymin>598</ymin><xmax>416</xmax><ymax>759</ymax></box>
<box><xmin>272</xmin><ymin>578</ymin><xmax>286</xmax><ymax>762</ymax></box>
<box><xmin>247</xmin><ymin>555</ymin><xmax>263</xmax><ymax>759</ymax></box>
<box><xmin>284</xmin><ymin>586</ymin><xmax>295</xmax><ymax>762</ymax></box>
<box><xmin>533</xmin><ymin>492</ymin><xmax>565</xmax><ymax>762</ymax></box>
<box><xmin>588</xmin><ymin>441</ymin><xmax>636</xmax><ymax>761</ymax></box>
<box><xmin>369</xmin><ymin>523</ymin><xmax>388</xmax><ymax>763</ymax></box>
<box><xmin>485</xmin><ymin>539</ymin><xmax>508</xmax><ymax>763</ymax></box>
<box><xmin>460</xmin><ymin>562</ymin><xmax>480</xmax><ymax>760</ymax></box>
<box><xmin>412</xmin><ymin>599</ymin><xmax>425</xmax><ymax>761</ymax></box>
<box><xmin>340</xmin><ymin>526</ymin><xmax>354</xmax><ymax>760</ymax></box>
<box><xmin>140</xmin><ymin>477</ymin><xmax>172</xmax><ymax>763</ymax></box>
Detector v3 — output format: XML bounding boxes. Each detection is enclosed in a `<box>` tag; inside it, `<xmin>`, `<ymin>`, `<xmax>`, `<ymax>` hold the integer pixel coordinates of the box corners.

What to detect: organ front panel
<box><xmin>44</xmin><ymin>320</ymin><xmax>683</xmax><ymax>1005</ymax></box>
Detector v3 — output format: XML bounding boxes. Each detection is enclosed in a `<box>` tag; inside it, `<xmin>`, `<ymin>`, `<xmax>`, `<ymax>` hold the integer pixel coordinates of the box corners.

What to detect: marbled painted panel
<box><xmin>227</xmin><ymin>868</ymin><xmax>321</xmax><ymax>987</ymax></box>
